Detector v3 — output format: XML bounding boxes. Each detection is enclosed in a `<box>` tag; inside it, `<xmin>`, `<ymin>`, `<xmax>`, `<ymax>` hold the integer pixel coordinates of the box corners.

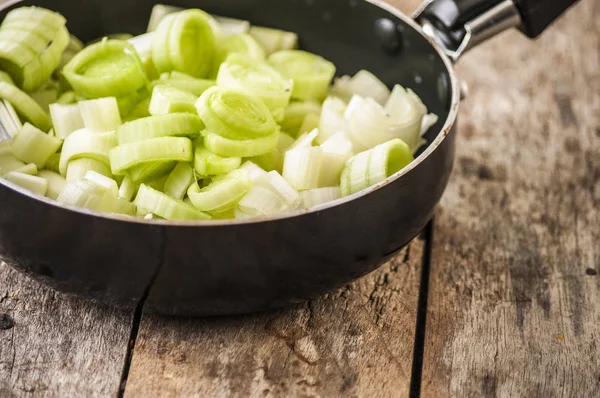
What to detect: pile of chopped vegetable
<box><xmin>0</xmin><ymin>4</ymin><xmax>438</xmax><ymax>221</ymax></box>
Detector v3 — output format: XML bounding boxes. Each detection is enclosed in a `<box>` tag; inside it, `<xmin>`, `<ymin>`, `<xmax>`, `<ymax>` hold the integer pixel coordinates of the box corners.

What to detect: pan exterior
<box><xmin>0</xmin><ymin>0</ymin><xmax>459</xmax><ymax>315</ymax></box>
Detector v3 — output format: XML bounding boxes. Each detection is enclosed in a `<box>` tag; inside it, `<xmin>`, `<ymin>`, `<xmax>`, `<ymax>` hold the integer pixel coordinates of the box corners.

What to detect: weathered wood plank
<box><xmin>0</xmin><ymin>263</ymin><xmax>133</xmax><ymax>397</ymax></box>
<box><xmin>421</xmin><ymin>1</ymin><xmax>600</xmax><ymax>396</ymax></box>
<box><xmin>124</xmin><ymin>239</ymin><xmax>425</xmax><ymax>398</ymax></box>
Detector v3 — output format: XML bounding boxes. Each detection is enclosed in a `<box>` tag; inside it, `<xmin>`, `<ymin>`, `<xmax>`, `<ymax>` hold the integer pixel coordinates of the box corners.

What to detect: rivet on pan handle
<box><xmin>413</xmin><ymin>0</ymin><xmax>581</xmax><ymax>62</ymax></box>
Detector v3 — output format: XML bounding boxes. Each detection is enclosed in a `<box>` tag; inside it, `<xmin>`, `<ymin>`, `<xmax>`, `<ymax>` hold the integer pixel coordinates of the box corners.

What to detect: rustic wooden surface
<box><xmin>420</xmin><ymin>0</ymin><xmax>600</xmax><ymax>396</ymax></box>
<box><xmin>0</xmin><ymin>264</ymin><xmax>133</xmax><ymax>397</ymax></box>
<box><xmin>1</xmin><ymin>0</ymin><xmax>598</xmax><ymax>397</ymax></box>
<box><xmin>123</xmin><ymin>242</ymin><xmax>424</xmax><ymax>398</ymax></box>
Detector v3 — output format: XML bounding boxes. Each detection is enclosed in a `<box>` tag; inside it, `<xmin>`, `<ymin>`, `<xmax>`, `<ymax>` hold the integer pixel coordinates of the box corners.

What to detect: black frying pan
<box><xmin>0</xmin><ymin>0</ymin><xmax>578</xmax><ymax>316</ymax></box>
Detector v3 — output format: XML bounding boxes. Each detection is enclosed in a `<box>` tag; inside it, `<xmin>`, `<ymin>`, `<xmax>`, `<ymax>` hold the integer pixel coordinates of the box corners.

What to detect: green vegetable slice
<box><xmin>109</xmin><ymin>136</ymin><xmax>193</xmax><ymax>175</ymax></box>
<box><xmin>194</xmin><ymin>146</ymin><xmax>241</xmax><ymax>177</ymax></box>
<box><xmin>248</xmin><ymin>26</ymin><xmax>298</xmax><ymax>55</ymax></box>
<box><xmin>202</xmin><ymin>129</ymin><xmax>278</xmax><ymax>158</ymax></box>
<box><xmin>127</xmin><ymin>161</ymin><xmax>176</xmax><ymax>183</ymax></box>
<box><xmin>11</xmin><ymin>123</ymin><xmax>61</xmax><ymax>167</ymax></box>
<box><xmin>280</xmin><ymin>100</ymin><xmax>321</xmax><ymax>136</ymax></box>
<box><xmin>158</xmin><ymin>72</ymin><xmax>216</xmax><ymax>96</ymax></box>
<box><xmin>0</xmin><ymin>81</ymin><xmax>51</xmax><ymax>131</ymax></box>
<box><xmin>196</xmin><ymin>86</ymin><xmax>276</xmax><ymax>140</ymax></box>
<box><xmin>282</xmin><ymin>147</ymin><xmax>324</xmax><ymax>191</ymax></box>
<box><xmin>63</xmin><ymin>39</ymin><xmax>147</xmax><ymax>99</ymax></box>
<box><xmin>117</xmin><ymin>113</ymin><xmax>204</xmax><ymax>144</ymax></box>
<box><xmin>4</xmin><ymin>171</ymin><xmax>47</xmax><ymax>195</ymax></box>
<box><xmin>163</xmin><ymin>162</ymin><xmax>195</xmax><ymax>200</ymax></box>
<box><xmin>217</xmin><ymin>53</ymin><xmax>292</xmax><ymax>121</ymax></box>
<box><xmin>78</xmin><ymin>97</ymin><xmax>122</xmax><ymax>133</ymax></box>
<box><xmin>149</xmin><ymin>84</ymin><xmax>198</xmax><ymax>116</ymax></box>
<box><xmin>134</xmin><ymin>183</ymin><xmax>211</xmax><ymax>221</ymax></box>
<box><xmin>37</xmin><ymin>170</ymin><xmax>66</xmax><ymax>200</ymax></box>
<box><xmin>65</xmin><ymin>158</ymin><xmax>113</xmax><ymax>182</ymax></box>
<box><xmin>188</xmin><ymin>169</ymin><xmax>252</xmax><ymax>213</ymax></box>
<box><xmin>340</xmin><ymin>138</ymin><xmax>413</xmax><ymax>196</ymax></box>
<box><xmin>268</xmin><ymin>50</ymin><xmax>336</xmax><ymax>101</ymax></box>
<box><xmin>59</xmin><ymin>129</ymin><xmax>117</xmax><ymax>175</ymax></box>
<box><xmin>152</xmin><ymin>9</ymin><xmax>216</xmax><ymax>78</ymax></box>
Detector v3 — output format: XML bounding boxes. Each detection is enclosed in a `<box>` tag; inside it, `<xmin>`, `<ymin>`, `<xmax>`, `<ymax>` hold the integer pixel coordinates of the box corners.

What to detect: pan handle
<box><xmin>413</xmin><ymin>0</ymin><xmax>581</xmax><ymax>61</ymax></box>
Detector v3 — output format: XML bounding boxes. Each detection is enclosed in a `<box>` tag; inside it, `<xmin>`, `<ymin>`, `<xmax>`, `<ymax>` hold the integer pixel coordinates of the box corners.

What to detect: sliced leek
<box><xmin>59</xmin><ymin>129</ymin><xmax>117</xmax><ymax>175</ymax></box>
<box><xmin>118</xmin><ymin>174</ymin><xmax>138</xmax><ymax>201</ymax></box>
<box><xmin>127</xmin><ymin>161</ymin><xmax>176</xmax><ymax>183</ymax></box>
<box><xmin>216</xmin><ymin>33</ymin><xmax>265</xmax><ymax>62</ymax></box>
<box><xmin>188</xmin><ymin>169</ymin><xmax>252</xmax><ymax>213</ymax></box>
<box><xmin>268</xmin><ymin>50</ymin><xmax>336</xmax><ymax>101</ymax></box>
<box><xmin>134</xmin><ymin>183</ymin><xmax>211</xmax><ymax>221</ymax></box>
<box><xmin>196</xmin><ymin>86</ymin><xmax>277</xmax><ymax>140</ymax></box>
<box><xmin>159</xmin><ymin>71</ymin><xmax>215</xmax><ymax>96</ymax></box>
<box><xmin>0</xmin><ymin>81</ymin><xmax>51</xmax><ymax>131</ymax></box>
<box><xmin>65</xmin><ymin>157</ymin><xmax>112</xmax><ymax>182</ymax></box>
<box><xmin>217</xmin><ymin>53</ymin><xmax>292</xmax><ymax>121</ymax></box>
<box><xmin>109</xmin><ymin>136</ymin><xmax>193</xmax><ymax>175</ymax></box>
<box><xmin>152</xmin><ymin>9</ymin><xmax>216</xmax><ymax>78</ymax></box>
<box><xmin>345</xmin><ymin>86</ymin><xmax>429</xmax><ymax>152</ymax></box>
<box><xmin>280</xmin><ymin>100</ymin><xmax>321</xmax><ymax>136</ymax></box>
<box><xmin>317</xmin><ymin>96</ymin><xmax>348</xmax><ymax>144</ymax></box>
<box><xmin>117</xmin><ymin>113</ymin><xmax>204</xmax><ymax>144</ymax></box>
<box><xmin>194</xmin><ymin>146</ymin><xmax>241</xmax><ymax>177</ymax></box>
<box><xmin>84</xmin><ymin>170</ymin><xmax>119</xmax><ymax>196</ymax></box>
<box><xmin>340</xmin><ymin>138</ymin><xmax>413</xmax><ymax>196</ymax></box>
<box><xmin>248</xmin><ymin>26</ymin><xmax>298</xmax><ymax>55</ymax></box>
<box><xmin>256</xmin><ymin>170</ymin><xmax>300</xmax><ymax>208</ymax></box>
<box><xmin>37</xmin><ymin>170</ymin><xmax>66</xmax><ymax>199</ymax></box>
<box><xmin>300</xmin><ymin>187</ymin><xmax>341</xmax><ymax>208</ymax></box>
<box><xmin>163</xmin><ymin>162</ymin><xmax>194</xmax><ymax>199</ymax></box>
<box><xmin>63</xmin><ymin>39</ymin><xmax>147</xmax><ymax>99</ymax></box>
<box><xmin>149</xmin><ymin>84</ymin><xmax>198</xmax><ymax>116</ymax></box>
<box><xmin>282</xmin><ymin>147</ymin><xmax>323</xmax><ymax>191</ymax></box>
<box><xmin>78</xmin><ymin>97</ymin><xmax>122</xmax><ymax>133</ymax></box>
<box><xmin>11</xmin><ymin>123</ymin><xmax>61</xmax><ymax>167</ymax></box>
<box><xmin>202</xmin><ymin>129</ymin><xmax>278</xmax><ymax>158</ymax></box>
<box><xmin>0</xmin><ymin>99</ymin><xmax>23</xmax><ymax>138</ymax></box>
<box><xmin>240</xmin><ymin>161</ymin><xmax>267</xmax><ymax>182</ymax></box>
<box><xmin>331</xmin><ymin>70</ymin><xmax>391</xmax><ymax>104</ymax></box>
<box><xmin>4</xmin><ymin>171</ymin><xmax>47</xmax><ymax>195</ymax></box>
<box><xmin>49</xmin><ymin>103</ymin><xmax>84</xmax><ymax>139</ymax></box>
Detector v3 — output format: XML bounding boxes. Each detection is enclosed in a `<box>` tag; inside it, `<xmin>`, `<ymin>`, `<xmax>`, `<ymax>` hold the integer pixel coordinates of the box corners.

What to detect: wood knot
<box><xmin>0</xmin><ymin>313</ymin><xmax>14</xmax><ymax>330</ymax></box>
<box><xmin>585</xmin><ymin>268</ymin><xmax>598</xmax><ymax>276</ymax></box>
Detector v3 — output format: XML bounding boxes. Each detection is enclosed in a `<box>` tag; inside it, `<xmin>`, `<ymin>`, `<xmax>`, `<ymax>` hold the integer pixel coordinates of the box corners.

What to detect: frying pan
<box><xmin>0</xmin><ymin>0</ymin><xmax>578</xmax><ymax>316</ymax></box>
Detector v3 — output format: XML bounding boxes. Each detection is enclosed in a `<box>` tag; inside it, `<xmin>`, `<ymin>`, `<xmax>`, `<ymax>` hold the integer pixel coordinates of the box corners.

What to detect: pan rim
<box><xmin>0</xmin><ymin>0</ymin><xmax>461</xmax><ymax>227</ymax></box>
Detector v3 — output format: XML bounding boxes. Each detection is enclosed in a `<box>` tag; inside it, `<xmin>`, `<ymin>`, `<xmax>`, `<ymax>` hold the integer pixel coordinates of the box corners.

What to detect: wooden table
<box><xmin>1</xmin><ymin>1</ymin><xmax>599</xmax><ymax>396</ymax></box>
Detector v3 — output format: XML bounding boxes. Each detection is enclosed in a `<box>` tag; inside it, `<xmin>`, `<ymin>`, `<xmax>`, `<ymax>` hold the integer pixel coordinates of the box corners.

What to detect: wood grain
<box><xmin>421</xmin><ymin>1</ymin><xmax>600</xmax><ymax>396</ymax></box>
<box><xmin>123</xmin><ymin>240</ymin><xmax>425</xmax><ymax>398</ymax></box>
<box><xmin>0</xmin><ymin>263</ymin><xmax>133</xmax><ymax>397</ymax></box>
